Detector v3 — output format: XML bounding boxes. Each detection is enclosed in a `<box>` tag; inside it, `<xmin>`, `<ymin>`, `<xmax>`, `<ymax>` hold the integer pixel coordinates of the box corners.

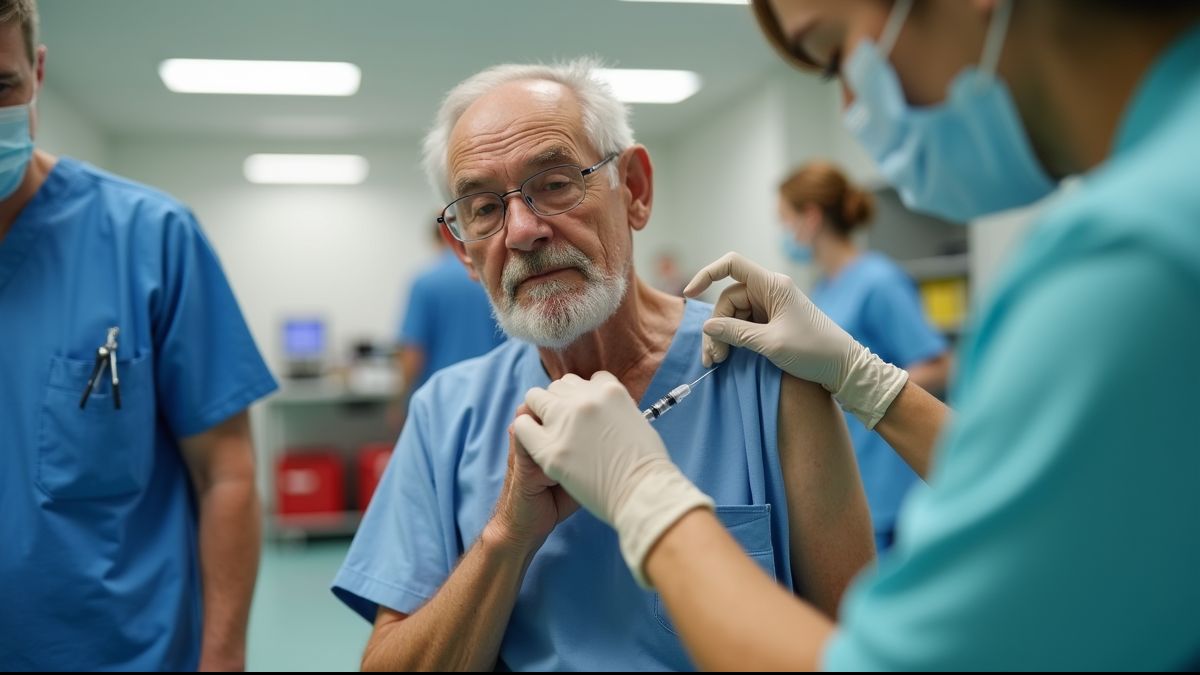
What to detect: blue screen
<box><xmin>284</xmin><ymin>319</ymin><xmax>325</xmax><ymax>359</ymax></box>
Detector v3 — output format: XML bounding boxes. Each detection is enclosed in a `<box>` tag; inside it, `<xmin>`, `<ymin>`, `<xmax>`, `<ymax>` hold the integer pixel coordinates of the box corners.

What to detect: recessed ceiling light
<box><xmin>243</xmin><ymin>154</ymin><xmax>369</xmax><ymax>185</ymax></box>
<box><xmin>594</xmin><ymin>68</ymin><xmax>702</xmax><ymax>104</ymax></box>
<box><xmin>160</xmin><ymin>59</ymin><xmax>361</xmax><ymax>96</ymax></box>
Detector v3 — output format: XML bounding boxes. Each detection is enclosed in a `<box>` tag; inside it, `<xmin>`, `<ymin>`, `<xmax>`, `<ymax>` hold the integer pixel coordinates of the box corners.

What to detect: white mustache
<box><xmin>501</xmin><ymin>245</ymin><xmax>601</xmax><ymax>300</ymax></box>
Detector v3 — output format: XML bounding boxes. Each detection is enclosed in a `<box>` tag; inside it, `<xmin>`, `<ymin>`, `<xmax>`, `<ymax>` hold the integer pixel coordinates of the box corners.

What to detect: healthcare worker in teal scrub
<box><xmin>513</xmin><ymin>0</ymin><xmax>1200</xmax><ymax>669</ymax></box>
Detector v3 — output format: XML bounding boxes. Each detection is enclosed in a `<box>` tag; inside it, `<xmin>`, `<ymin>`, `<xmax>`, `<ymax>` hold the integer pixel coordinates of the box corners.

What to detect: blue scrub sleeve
<box><xmin>152</xmin><ymin>209</ymin><xmax>276</xmax><ymax>438</ymax></box>
<box><xmin>825</xmin><ymin>250</ymin><xmax>1200</xmax><ymax>670</ymax></box>
<box><xmin>862</xmin><ymin>275</ymin><xmax>947</xmax><ymax>368</ymax></box>
<box><xmin>332</xmin><ymin>393</ymin><xmax>457</xmax><ymax>621</ymax></box>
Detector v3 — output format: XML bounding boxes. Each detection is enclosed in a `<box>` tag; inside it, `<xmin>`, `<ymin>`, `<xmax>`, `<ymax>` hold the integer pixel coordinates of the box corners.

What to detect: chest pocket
<box><xmin>653</xmin><ymin>504</ymin><xmax>776</xmax><ymax>635</ymax></box>
<box><xmin>37</xmin><ymin>353</ymin><xmax>156</xmax><ymax>500</ymax></box>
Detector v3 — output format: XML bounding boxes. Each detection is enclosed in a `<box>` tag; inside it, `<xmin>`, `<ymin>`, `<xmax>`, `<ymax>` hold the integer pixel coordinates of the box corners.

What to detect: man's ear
<box><xmin>440</xmin><ymin>221</ymin><xmax>481</xmax><ymax>282</ymax></box>
<box><xmin>621</xmin><ymin>146</ymin><xmax>654</xmax><ymax>232</ymax></box>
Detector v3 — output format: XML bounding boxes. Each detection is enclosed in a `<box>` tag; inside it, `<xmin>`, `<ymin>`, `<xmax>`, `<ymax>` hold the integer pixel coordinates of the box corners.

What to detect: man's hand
<box><xmin>514</xmin><ymin>372</ymin><xmax>714</xmax><ymax>586</ymax></box>
<box><xmin>486</xmin><ymin>404</ymin><xmax>579</xmax><ymax>556</ymax></box>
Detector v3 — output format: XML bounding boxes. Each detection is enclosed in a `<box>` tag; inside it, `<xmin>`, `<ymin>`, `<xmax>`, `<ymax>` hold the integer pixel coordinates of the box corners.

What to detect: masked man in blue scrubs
<box><xmin>0</xmin><ymin>1</ymin><xmax>277</xmax><ymax>669</ymax></box>
<box><xmin>332</xmin><ymin>59</ymin><xmax>875</xmax><ymax>671</ymax></box>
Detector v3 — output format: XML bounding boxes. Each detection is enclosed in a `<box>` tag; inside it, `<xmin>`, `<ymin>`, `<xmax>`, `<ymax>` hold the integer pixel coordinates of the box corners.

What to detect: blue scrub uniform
<box><xmin>812</xmin><ymin>251</ymin><xmax>946</xmax><ymax>551</ymax></box>
<box><xmin>826</xmin><ymin>24</ymin><xmax>1200</xmax><ymax>670</ymax></box>
<box><xmin>335</xmin><ymin>299</ymin><xmax>794</xmax><ymax>671</ymax></box>
<box><xmin>0</xmin><ymin>158</ymin><xmax>276</xmax><ymax>670</ymax></box>
<box><xmin>399</xmin><ymin>249</ymin><xmax>505</xmax><ymax>390</ymax></box>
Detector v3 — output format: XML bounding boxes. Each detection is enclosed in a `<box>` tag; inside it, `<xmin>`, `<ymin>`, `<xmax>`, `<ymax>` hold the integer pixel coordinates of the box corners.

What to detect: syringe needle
<box><xmin>687</xmin><ymin>366</ymin><xmax>719</xmax><ymax>389</ymax></box>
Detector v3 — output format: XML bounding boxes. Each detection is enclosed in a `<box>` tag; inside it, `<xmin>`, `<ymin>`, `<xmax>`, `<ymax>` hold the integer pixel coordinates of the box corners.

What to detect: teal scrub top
<box><xmin>825</xmin><ymin>22</ymin><xmax>1200</xmax><ymax>670</ymax></box>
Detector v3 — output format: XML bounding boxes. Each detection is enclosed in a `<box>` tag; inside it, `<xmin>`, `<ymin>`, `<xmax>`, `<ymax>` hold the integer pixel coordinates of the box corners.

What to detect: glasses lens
<box><xmin>524</xmin><ymin>165</ymin><xmax>585</xmax><ymax>216</ymax></box>
<box><xmin>445</xmin><ymin>193</ymin><xmax>505</xmax><ymax>241</ymax></box>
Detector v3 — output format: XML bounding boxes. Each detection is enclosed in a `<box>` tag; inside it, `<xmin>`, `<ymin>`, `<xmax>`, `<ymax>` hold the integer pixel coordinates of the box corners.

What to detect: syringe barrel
<box><xmin>643</xmin><ymin>384</ymin><xmax>693</xmax><ymax>422</ymax></box>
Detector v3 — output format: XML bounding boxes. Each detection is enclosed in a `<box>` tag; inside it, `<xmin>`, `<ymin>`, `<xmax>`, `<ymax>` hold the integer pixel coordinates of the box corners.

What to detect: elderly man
<box><xmin>332</xmin><ymin>59</ymin><xmax>873</xmax><ymax>671</ymax></box>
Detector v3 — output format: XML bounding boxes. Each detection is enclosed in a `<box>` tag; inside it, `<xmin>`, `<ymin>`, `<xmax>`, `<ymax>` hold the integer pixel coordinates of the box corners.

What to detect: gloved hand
<box><xmin>684</xmin><ymin>251</ymin><xmax>908</xmax><ymax>429</ymax></box>
<box><xmin>513</xmin><ymin>371</ymin><xmax>714</xmax><ymax>588</ymax></box>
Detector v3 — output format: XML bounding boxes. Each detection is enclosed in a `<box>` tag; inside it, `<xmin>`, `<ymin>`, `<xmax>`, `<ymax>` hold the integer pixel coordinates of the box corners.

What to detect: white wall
<box><xmin>645</xmin><ymin>72</ymin><xmax>788</xmax><ymax>291</ymax></box>
<box><xmin>107</xmin><ymin>136</ymin><xmax>438</xmax><ymax>374</ymax></box>
<box><xmin>37</xmin><ymin>84</ymin><xmax>106</xmax><ymax>166</ymax></box>
<box><xmin>645</xmin><ymin>65</ymin><xmax>873</xmax><ymax>294</ymax></box>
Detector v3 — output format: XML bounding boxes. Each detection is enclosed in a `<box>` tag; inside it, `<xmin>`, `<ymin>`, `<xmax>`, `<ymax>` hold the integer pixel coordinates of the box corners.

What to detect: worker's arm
<box><xmin>777</xmin><ymin>374</ymin><xmax>875</xmax><ymax>617</ymax></box>
<box><xmin>361</xmin><ymin>410</ymin><xmax>577</xmax><ymax>671</ymax></box>
<box><xmin>647</xmin><ymin>508</ymin><xmax>836</xmax><ymax>671</ymax></box>
<box><xmin>906</xmin><ymin>353</ymin><xmax>951</xmax><ymax>397</ymax></box>
<box><xmin>387</xmin><ymin>345</ymin><xmax>425</xmax><ymax>431</ymax></box>
<box><xmin>396</xmin><ymin>345</ymin><xmax>425</xmax><ymax>401</ymax></box>
<box><xmin>180</xmin><ymin>411</ymin><xmax>262</xmax><ymax>673</ymax></box>
<box><xmin>873</xmin><ymin>381</ymin><xmax>950</xmax><ymax>479</ymax></box>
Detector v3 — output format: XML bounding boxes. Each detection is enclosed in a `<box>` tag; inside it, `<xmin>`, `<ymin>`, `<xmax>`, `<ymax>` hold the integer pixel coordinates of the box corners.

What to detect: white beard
<box><xmin>488</xmin><ymin>244</ymin><xmax>629</xmax><ymax>350</ymax></box>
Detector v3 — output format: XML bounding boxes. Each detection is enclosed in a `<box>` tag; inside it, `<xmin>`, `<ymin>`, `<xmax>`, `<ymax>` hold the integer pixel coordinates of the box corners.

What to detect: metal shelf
<box><xmin>270</xmin><ymin>510</ymin><xmax>363</xmax><ymax>541</ymax></box>
<box><xmin>271</xmin><ymin>379</ymin><xmax>397</xmax><ymax>406</ymax></box>
<box><xmin>900</xmin><ymin>254</ymin><xmax>971</xmax><ymax>281</ymax></box>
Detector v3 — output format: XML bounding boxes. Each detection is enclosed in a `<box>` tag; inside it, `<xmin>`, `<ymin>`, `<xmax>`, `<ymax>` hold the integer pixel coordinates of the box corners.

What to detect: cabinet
<box><xmin>253</xmin><ymin>379</ymin><xmax>399</xmax><ymax>540</ymax></box>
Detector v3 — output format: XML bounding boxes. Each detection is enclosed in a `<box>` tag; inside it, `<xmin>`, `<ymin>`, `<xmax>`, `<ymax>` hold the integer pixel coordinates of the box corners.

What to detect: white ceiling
<box><xmin>38</xmin><ymin>0</ymin><xmax>781</xmax><ymax>143</ymax></box>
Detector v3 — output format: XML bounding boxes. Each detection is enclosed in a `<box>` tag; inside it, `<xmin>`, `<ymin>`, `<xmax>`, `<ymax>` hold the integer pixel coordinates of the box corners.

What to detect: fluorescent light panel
<box><xmin>244</xmin><ymin>154</ymin><xmax>369</xmax><ymax>185</ymax></box>
<box><xmin>160</xmin><ymin>59</ymin><xmax>361</xmax><ymax>96</ymax></box>
<box><xmin>595</xmin><ymin>68</ymin><xmax>702</xmax><ymax>104</ymax></box>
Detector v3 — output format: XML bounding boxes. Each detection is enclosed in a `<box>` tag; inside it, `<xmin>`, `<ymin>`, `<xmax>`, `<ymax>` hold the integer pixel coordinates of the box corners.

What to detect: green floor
<box><xmin>246</xmin><ymin>540</ymin><xmax>371</xmax><ymax>672</ymax></box>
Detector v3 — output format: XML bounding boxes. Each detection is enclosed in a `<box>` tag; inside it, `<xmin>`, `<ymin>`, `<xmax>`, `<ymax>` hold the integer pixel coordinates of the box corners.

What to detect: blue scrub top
<box><xmin>0</xmin><ymin>158</ymin><xmax>277</xmax><ymax>670</ymax></box>
<box><xmin>826</xmin><ymin>23</ymin><xmax>1200</xmax><ymax>670</ymax></box>
<box><xmin>812</xmin><ymin>251</ymin><xmax>946</xmax><ymax>546</ymax></box>
<box><xmin>399</xmin><ymin>249</ymin><xmax>506</xmax><ymax>390</ymax></box>
<box><xmin>336</xmin><ymin>299</ymin><xmax>793</xmax><ymax>671</ymax></box>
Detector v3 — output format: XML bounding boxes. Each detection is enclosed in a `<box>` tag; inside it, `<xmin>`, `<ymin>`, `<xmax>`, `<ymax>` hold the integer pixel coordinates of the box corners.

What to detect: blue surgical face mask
<box><xmin>0</xmin><ymin>99</ymin><xmax>34</xmax><ymax>201</ymax></box>
<box><xmin>842</xmin><ymin>0</ymin><xmax>1054</xmax><ymax>224</ymax></box>
<box><xmin>781</xmin><ymin>231</ymin><xmax>813</xmax><ymax>264</ymax></box>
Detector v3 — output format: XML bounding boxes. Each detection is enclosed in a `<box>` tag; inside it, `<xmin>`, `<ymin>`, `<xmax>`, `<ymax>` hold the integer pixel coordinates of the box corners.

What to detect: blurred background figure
<box><xmin>652</xmin><ymin>250</ymin><xmax>688</xmax><ymax>296</ymax></box>
<box><xmin>396</xmin><ymin>220</ymin><xmax>506</xmax><ymax>402</ymax></box>
<box><xmin>778</xmin><ymin>160</ymin><xmax>951</xmax><ymax>553</ymax></box>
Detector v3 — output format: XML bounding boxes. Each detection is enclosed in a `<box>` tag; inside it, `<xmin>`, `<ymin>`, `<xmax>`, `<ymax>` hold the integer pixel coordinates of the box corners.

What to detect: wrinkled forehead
<box><xmin>446</xmin><ymin>79</ymin><xmax>595</xmax><ymax>195</ymax></box>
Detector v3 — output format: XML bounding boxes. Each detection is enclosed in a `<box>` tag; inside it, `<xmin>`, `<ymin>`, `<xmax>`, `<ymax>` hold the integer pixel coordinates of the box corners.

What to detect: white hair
<box><xmin>422</xmin><ymin>57</ymin><xmax>635</xmax><ymax>202</ymax></box>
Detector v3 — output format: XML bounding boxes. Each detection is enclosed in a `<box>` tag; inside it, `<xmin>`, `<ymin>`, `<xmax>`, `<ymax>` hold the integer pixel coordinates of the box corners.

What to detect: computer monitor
<box><xmin>283</xmin><ymin>317</ymin><xmax>326</xmax><ymax>378</ymax></box>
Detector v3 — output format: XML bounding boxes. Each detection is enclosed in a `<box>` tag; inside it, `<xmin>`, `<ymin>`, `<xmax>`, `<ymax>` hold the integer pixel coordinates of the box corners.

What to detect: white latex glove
<box><xmin>684</xmin><ymin>251</ymin><xmax>908</xmax><ymax>429</ymax></box>
<box><xmin>514</xmin><ymin>371</ymin><xmax>714</xmax><ymax>588</ymax></box>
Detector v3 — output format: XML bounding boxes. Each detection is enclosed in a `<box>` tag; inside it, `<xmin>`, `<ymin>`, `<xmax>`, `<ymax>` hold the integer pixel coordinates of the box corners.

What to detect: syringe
<box><xmin>642</xmin><ymin>366</ymin><xmax>720</xmax><ymax>423</ymax></box>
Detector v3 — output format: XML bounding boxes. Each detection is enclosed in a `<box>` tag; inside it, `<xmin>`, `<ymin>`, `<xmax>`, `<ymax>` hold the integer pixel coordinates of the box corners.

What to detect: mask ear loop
<box><xmin>979</xmin><ymin>0</ymin><xmax>1013</xmax><ymax>80</ymax></box>
<box><xmin>878</xmin><ymin>0</ymin><xmax>914</xmax><ymax>58</ymax></box>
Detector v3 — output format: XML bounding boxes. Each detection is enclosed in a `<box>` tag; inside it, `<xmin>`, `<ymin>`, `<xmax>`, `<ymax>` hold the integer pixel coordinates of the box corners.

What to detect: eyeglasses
<box><xmin>438</xmin><ymin>154</ymin><xmax>618</xmax><ymax>243</ymax></box>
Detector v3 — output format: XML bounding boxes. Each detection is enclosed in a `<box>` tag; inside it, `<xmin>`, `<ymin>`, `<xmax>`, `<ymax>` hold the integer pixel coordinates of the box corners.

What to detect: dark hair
<box><xmin>779</xmin><ymin>161</ymin><xmax>875</xmax><ymax>237</ymax></box>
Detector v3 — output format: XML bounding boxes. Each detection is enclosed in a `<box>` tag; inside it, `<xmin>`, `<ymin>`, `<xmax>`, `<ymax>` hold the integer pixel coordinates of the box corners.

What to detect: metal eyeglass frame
<box><xmin>437</xmin><ymin>153</ymin><xmax>619</xmax><ymax>243</ymax></box>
